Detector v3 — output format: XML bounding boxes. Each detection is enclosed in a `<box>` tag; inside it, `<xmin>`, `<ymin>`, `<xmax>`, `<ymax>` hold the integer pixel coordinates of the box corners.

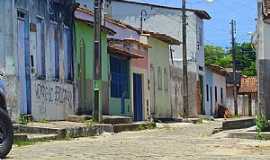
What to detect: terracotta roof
<box><xmin>239</xmin><ymin>77</ymin><xmax>257</xmax><ymax>94</ymax></box>
<box><xmin>111</xmin><ymin>0</ymin><xmax>211</xmax><ymax>20</ymax></box>
<box><xmin>263</xmin><ymin>0</ymin><xmax>270</xmax><ymax>19</ymax></box>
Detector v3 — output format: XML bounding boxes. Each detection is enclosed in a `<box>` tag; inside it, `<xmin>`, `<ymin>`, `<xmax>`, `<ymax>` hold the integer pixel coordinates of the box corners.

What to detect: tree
<box><xmin>216</xmin><ymin>54</ymin><xmax>232</xmax><ymax>68</ymax></box>
<box><xmin>205</xmin><ymin>45</ymin><xmax>226</xmax><ymax>65</ymax></box>
<box><xmin>204</xmin><ymin>43</ymin><xmax>256</xmax><ymax>77</ymax></box>
<box><xmin>233</xmin><ymin>43</ymin><xmax>256</xmax><ymax>76</ymax></box>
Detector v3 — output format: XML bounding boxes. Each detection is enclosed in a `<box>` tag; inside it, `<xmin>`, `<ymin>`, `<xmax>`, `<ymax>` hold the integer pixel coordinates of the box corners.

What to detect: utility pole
<box><xmin>93</xmin><ymin>0</ymin><xmax>103</xmax><ymax>122</ymax></box>
<box><xmin>231</xmin><ymin>19</ymin><xmax>238</xmax><ymax>116</ymax></box>
<box><xmin>182</xmin><ymin>0</ymin><xmax>189</xmax><ymax>118</ymax></box>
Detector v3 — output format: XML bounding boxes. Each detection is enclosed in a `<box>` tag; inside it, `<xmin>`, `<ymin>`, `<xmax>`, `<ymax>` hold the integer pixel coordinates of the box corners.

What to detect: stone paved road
<box><xmin>7</xmin><ymin>121</ymin><xmax>270</xmax><ymax>160</ymax></box>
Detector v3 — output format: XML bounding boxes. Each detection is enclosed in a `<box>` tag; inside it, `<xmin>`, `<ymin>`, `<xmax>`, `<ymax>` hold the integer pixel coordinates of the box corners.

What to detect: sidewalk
<box><xmin>13</xmin><ymin>119</ymin><xmax>156</xmax><ymax>142</ymax></box>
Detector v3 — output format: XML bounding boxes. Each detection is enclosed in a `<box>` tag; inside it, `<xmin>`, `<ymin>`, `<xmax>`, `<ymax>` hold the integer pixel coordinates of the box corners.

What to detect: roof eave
<box><xmin>111</xmin><ymin>0</ymin><xmax>211</xmax><ymax>20</ymax></box>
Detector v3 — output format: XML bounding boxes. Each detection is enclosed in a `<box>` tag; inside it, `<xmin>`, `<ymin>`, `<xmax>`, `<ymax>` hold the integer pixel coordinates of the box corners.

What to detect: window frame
<box><xmin>215</xmin><ymin>86</ymin><xmax>217</xmax><ymax>102</ymax></box>
<box><xmin>63</xmin><ymin>25</ymin><xmax>73</xmax><ymax>82</ymax></box>
<box><xmin>164</xmin><ymin>68</ymin><xmax>168</xmax><ymax>92</ymax></box>
<box><xmin>49</xmin><ymin>21</ymin><xmax>60</xmax><ymax>80</ymax></box>
<box><xmin>206</xmin><ymin>84</ymin><xmax>209</xmax><ymax>102</ymax></box>
<box><xmin>220</xmin><ymin>87</ymin><xmax>224</xmax><ymax>104</ymax></box>
<box><xmin>110</xmin><ymin>55</ymin><xmax>130</xmax><ymax>99</ymax></box>
<box><xmin>35</xmin><ymin>16</ymin><xmax>46</xmax><ymax>79</ymax></box>
<box><xmin>157</xmin><ymin>66</ymin><xmax>163</xmax><ymax>90</ymax></box>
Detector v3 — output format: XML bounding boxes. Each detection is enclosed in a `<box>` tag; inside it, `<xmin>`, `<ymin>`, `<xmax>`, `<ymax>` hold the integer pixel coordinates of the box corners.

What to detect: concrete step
<box><xmin>13</xmin><ymin>121</ymin><xmax>156</xmax><ymax>141</ymax></box>
<box><xmin>14</xmin><ymin>124</ymin><xmax>63</xmax><ymax>135</ymax></box>
<box><xmin>65</xmin><ymin>115</ymin><xmax>133</xmax><ymax>124</ymax></box>
<box><xmin>222</xmin><ymin>117</ymin><xmax>256</xmax><ymax>130</ymax></box>
<box><xmin>65</xmin><ymin>115</ymin><xmax>92</xmax><ymax>123</ymax></box>
<box><xmin>14</xmin><ymin>122</ymin><xmax>114</xmax><ymax>139</ymax></box>
<box><xmin>102</xmin><ymin>116</ymin><xmax>133</xmax><ymax>124</ymax></box>
<box><xmin>14</xmin><ymin>133</ymin><xmax>59</xmax><ymax>142</ymax></box>
<box><xmin>113</xmin><ymin>122</ymin><xmax>156</xmax><ymax>133</ymax></box>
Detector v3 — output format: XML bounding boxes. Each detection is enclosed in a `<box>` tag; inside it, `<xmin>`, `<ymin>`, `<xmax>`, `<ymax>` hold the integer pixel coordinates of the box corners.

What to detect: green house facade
<box><xmin>74</xmin><ymin>8</ymin><xmax>113</xmax><ymax>115</ymax></box>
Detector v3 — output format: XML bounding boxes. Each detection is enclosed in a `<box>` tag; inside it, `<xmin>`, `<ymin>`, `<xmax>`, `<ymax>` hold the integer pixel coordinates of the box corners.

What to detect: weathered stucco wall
<box><xmin>204</xmin><ymin>68</ymin><xmax>227</xmax><ymax>116</ymax></box>
<box><xmin>148</xmin><ymin>37</ymin><xmax>171</xmax><ymax>119</ymax></box>
<box><xmin>0</xmin><ymin>0</ymin><xmax>75</xmax><ymax>120</ymax></box>
<box><xmin>109</xmin><ymin>0</ymin><xmax>205</xmax><ymax>73</ymax></box>
<box><xmin>256</xmin><ymin>1</ymin><xmax>270</xmax><ymax>118</ymax></box>
<box><xmin>31</xmin><ymin>80</ymin><xmax>74</xmax><ymax>120</ymax></box>
<box><xmin>74</xmin><ymin>19</ymin><xmax>110</xmax><ymax>115</ymax></box>
<box><xmin>0</xmin><ymin>1</ymin><xmax>19</xmax><ymax>120</ymax></box>
<box><xmin>170</xmin><ymin>65</ymin><xmax>197</xmax><ymax>118</ymax></box>
<box><xmin>227</xmin><ymin>87</ymin><xmax>257</xmax><ymax>116</ymax></box>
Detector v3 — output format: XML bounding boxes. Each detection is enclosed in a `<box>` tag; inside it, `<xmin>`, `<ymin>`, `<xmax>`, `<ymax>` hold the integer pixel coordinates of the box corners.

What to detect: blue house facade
<box><xmin>0</xmin><ymin>0</ymin><xmax>75</xmax><ymax>120</ymax></box>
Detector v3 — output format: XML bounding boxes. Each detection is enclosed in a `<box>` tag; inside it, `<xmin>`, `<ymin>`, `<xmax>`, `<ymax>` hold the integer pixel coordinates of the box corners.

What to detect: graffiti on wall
<box><xmin>33</xmin><ymin>80</ymin><xmax>73</xmax><ymax>106</ymax></box>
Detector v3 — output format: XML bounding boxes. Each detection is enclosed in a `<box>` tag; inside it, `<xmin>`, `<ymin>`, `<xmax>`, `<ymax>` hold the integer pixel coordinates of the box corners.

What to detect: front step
<box><xmin>14</xmin><ymin>133</ymin><xmax>60</xmax><ymax>144</ymax></box>
<box><xmin>14</xmin><ymin>122</ymin><xmax>114</xmax><ymax>139</ymax></box>
<box><xmin>14</xmin><ymin>133</ymin><xmax>59</xmax><ymax>142</ymax></box>
<box><xmin>65</xmin><ymin>115</ymin><xmax>92</xmax><ymax>123</ymax></box>
<box><xmin>102</xmin><ymin>116</ymin><xmax>133</xmax><ymax>124</ymax></box>
<box><xmin>14</xmin><ymin>124</ymin><xmax>63</xmax><ymax>135</ymax></box>
<box><xmin>66</xmin><ymin>115</ymin><xmax>133</xmax><ymax>124</ymax></box>
<box><xmin>113</xmin><ymin>122</ymin><xmax>156</xmax><ymax>133</ymax></box>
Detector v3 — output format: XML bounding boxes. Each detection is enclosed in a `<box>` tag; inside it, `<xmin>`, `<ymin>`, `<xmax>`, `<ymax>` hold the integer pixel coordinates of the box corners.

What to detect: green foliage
<box><xmin>205</xmin><ymin>45</ymin><xmax>226</xmax><ymax>65</ymax></box>
<box><xmin>85</xmin><ymin>119</ymin><xmax>95</xmax><ymax>128</ymax></box>
<box><xmin>14</xmin><ymin>140</ymin><xmax>35</xmax><ymax>147</ymax></box>
<box><xmin>235</xmin><ymin>43</ymin><xmax>257</xmax><ymax>76</ymax></box>
<box><xmin>242</xmin><ymin>62</ymin><xmax>256</xmax><ymax>77</ymax></box>
<box><xmin>196</xmin><ymin>118</ymin><xmax>204</xmax><ymax>124</ymax></box>
<box><xmin>205</xmin><ymin>43</ymin><xmax>256</xmax><ymax>77</ymax></box>
<box><xmin>18</xmin><ymin>115</ymin><xmax>30</xmax><ymax>125</ymax></box>
<box><xmin>256</xmin><ymin>115</ymin><xmax>269</xmax><ymax>140</ymax></box>
<box><xmin>38</xmin><ymin>119</ymin><xmax>49</xmax><ymax>124</ymax></box>
<box><xmin>216</xmin><ymin>54</ymin><xmax>232</xmax><ymax>68</ymax></box>
<box><xmin>137</xmin><ymin>123</ymin><xmax>156</xmax><ymax>131</ymax></box>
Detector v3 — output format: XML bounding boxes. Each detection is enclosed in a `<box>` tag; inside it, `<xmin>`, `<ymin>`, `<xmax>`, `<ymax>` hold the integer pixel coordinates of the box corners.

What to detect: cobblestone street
<box><xmin>8</xmin><ymin>121</ymin><xmax>270</xmax><ymax>160</ymax></box>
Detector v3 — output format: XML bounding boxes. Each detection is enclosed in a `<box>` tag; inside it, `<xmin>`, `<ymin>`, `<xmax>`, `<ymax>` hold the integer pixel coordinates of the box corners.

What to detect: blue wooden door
<box><xmin>18</xmin><ymin>14</ymin><xmax>31</xmax><ymax>114</ymax></box>
<box><xmin>133</xmin><ymin>74</ymin><xmax>143</xmax><ymax>121</ymax></box>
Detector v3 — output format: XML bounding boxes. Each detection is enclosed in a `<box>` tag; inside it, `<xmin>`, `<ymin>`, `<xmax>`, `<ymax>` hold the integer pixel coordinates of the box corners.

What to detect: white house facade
<box><xmin>255</xmin><ymin>0</ymin><xmax>270</xmax><ymax>118</ymax></box>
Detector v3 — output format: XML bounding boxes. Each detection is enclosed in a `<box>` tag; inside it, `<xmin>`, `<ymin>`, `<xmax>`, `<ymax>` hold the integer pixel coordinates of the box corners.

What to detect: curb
<box><xmin>14</xmin><ymin>122</ymin><xmax>156</xmax><ymax>142</ymax></box>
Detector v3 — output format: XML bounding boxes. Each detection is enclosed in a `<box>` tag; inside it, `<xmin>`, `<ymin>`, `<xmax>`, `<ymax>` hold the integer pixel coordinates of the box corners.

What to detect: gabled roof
<box><xmin>75</xmin><ymin>7</ymin><xmax>181</xmax><ymax>45</ymax></box>
<box><xmin>142</xmin><ymin>32</ymin><xmax>181</xmax><ymax>45</ymax></box>
<box><xmin>111</xmin><ymin>0</ymin><xmax>211</xmax><ymax>20</ymax></box>
<box><xmin>108</xmin><ymin>45</ymin><xmax>144</xmax><ymax>59</ymax></box>
<box><xmin>206</xmin><ymin>64</ymin><xmax>227</xmax><ymax>76</ymax></box>
<box><xmin>75</xmin><ymin>8</ymin><xmax>116</xmax><ymax>35</ymax></box>
<box><xmin>263</xmin><ymin>0</ymin><xmax>270</xmax><ymax>19</ymax></box>
<box><xmin>239</xmin><ymin>77</ymin><xmax>257</xmax><ymax>94</ymax></box>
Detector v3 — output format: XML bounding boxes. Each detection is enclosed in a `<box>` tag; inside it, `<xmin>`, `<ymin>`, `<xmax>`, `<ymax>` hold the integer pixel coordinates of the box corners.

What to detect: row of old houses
<box><xmin>204</xmin><ymin>65</ymin><xmax>257</xmax><ymax>117</ymax></box>
<box><xmin>2</xmin><ymin>0</ymin><xmax>255</xmax><ymax>122</ymax></box>
<box><xmin>0</xmin><ymin>0</ymin><xmax>182</xmax><ymax>121</ymax></box>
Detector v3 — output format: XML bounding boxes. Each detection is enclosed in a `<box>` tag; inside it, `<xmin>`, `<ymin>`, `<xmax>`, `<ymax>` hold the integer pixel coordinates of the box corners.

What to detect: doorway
<box><xmin>17</xmin><ymin>11</ymin><xmax>31</xmax><ymax>115</ymax></box>
<box><xmin>133</xmin><ymin>73</ymin><xmax>143</xmax><ymax>121</ymax></box>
